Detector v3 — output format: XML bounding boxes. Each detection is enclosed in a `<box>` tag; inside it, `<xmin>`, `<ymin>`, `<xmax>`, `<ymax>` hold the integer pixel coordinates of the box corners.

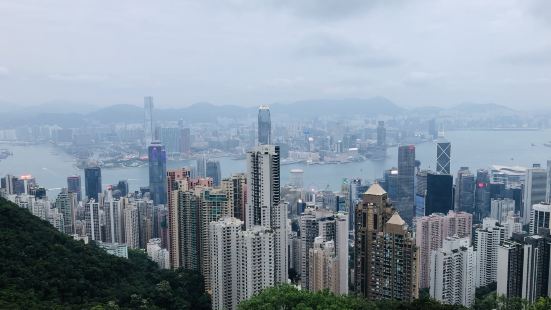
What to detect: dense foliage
<box><xmin>0</xmin><ymin>197</ymin><xmax>210</xmax><ymax>309</ymax></box>
<box><xmin>238</xmin><ymin>284</ymin><xmax>466</xmax><ymax>310</ymax></box>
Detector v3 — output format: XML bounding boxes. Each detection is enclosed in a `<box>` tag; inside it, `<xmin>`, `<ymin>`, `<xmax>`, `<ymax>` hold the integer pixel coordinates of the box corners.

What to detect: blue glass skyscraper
<box><xmin>84</xmin><ymin>167</ymin><xmax>101</xmax><ymax>202</ymax></box>
<box><xmin>258</xmin><ymin>105</ymin><xmax>271</xmax><ymax>145</ymax></box>
<box><xmin>148</xmin><ymin>141</ymin><xmax>167</xmax><ymax>205</ymax></box>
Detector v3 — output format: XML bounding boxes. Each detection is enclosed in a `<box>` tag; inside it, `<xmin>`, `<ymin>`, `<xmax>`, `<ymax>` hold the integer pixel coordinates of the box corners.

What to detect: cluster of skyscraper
<box><xmin>4</xmin><ymin>100</ymin><xmax>551</xmax><ymax>309</ymax></box>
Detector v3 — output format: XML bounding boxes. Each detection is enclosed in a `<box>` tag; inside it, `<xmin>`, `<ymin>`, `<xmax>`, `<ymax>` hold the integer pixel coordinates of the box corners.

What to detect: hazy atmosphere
<box><xmin>1</xmin><ymin>0</ymin><xmax>551</xmax><ymax>109</ymax></box>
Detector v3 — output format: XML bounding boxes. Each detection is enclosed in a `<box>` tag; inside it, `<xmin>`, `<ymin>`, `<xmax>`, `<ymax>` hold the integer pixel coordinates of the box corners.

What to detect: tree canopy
<box><xmin>238</xmin><ymin>284</ymin><xmax>466</xmax><ymax>310</ymax></box>
<box><xmin>0</xmin><ymin>197</ymin><xmax>210</xmax><ymax>309</ymax></box>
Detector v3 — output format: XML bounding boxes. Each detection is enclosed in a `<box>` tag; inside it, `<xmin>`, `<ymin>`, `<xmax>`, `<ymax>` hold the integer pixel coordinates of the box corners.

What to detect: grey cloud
<box><xmin>502</xmin><ymin>48</ymin><xmax>551</xmax><ymax>66</ymax></box>
<box><xmin>0</xmin><ymin>66</ymin><xmax>9</xmax><ymax>76</ymax></box>
<box><xmin>48</xmin><ymin>73</ymin><xmax>111</xmax><ymax>82</ymax></box>
<box><xmin>295</xmin><ymin>33</ymin><xmax>356</xmax><ymax>57</ymax></box>
<box><xmin>267</xmin><ymin>0</ymin><xmax>398</xmax><ymax>21</ymax></box>
<box><xmin>342</xmin><ymin>56</ymin><xmax>402</xmax><ymax>69</ymax></box>
<box><xmin>296</xmin><ymin>33</ymin><xmax>402</xmax><ymax>68</ymax></box>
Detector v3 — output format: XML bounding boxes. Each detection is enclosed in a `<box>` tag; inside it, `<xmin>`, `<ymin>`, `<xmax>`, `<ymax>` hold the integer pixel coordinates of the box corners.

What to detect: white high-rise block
<box><xmin>430</xmin><ymin>237</ymin><xmax>476</xmax><ymax>307</ymax></box>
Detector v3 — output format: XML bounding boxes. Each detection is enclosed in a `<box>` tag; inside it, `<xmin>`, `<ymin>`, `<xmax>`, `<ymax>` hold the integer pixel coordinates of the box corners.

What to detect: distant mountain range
<box><xmin>1</xmin><ymin>97</ymin><xmax>522</xmax><ymax>128</ymax></box>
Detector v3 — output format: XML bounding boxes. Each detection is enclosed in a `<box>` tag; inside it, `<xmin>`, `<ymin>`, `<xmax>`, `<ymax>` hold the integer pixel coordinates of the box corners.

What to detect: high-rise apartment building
<box><xmin>54</xmin><ymin>188</ymin><xmax>77</xmax><ymax>235</ymax></box>
<box><xmin>415</xmin><ymin>210</ymin><xmax>473</xmax><ymax>289</ymax></box>
<box><xmin>497</xmin><ymin>232</ymin><xmax>551</xmax><ymax>303</ymax></box>
<box><xmin>309</xmin><ymin>238</ymin><xmax>338</xmax><ymax>293</ymax></box>
<box><xmin>523</xmin><ymin>165</ymin><xmax>547</xmax><ymax>225</ymax></box>
<box><xmin>221</xmin><ymin>173</ymin><xmax>247</xmax><ymax>222</ymax></box>
<box><xmin>355</xmin><ymin>183</ymin><xmax>418</xmax><ymax>301</ymax></box>
<box><xmin>210</xmin><ymin>217</ymin><xmax>243</xmax><ymax>310</ymax></box>
<box><xmin>436</xmin><ymin>138</ymin><xmax>451</xmax><ymax>175</ymax></box>
<box><xmin>475</xmin><ymin>218</ymin><xmax>505</xmax><ymax>287</ymax></box>
<box><xmin>199</xmin><ymin>188</ymin><xmax>232</xmax><ymax>292</ymax></box>
<box><xmin>84</xmin><ymin>200</ymin><xmax>101</xmax><ymax>241</ymax></box>
<box><xmin>430</xmin><ymin>237</ymin><xmax>476</xmax><ymax>307</ymax></box>
<box><xmin>148</xmin><ymin>141</ymin><xmax>167</xmax><ymax>205</ymax></box>
<box><xmin>246</xmin><ymin>144</ymin><xmax>287</xmax><ymax>284</ymax></box>
<box><xmin>125</xmin><ymin>204</ymin><xmax>140</xmax><ymax>249</ymax></box>
<box><xmin>258</xmin><ymin>105</ymin><xmax>271</xmax><ymax>145</ymax></box>
<box><xmin>144</xmin><ymin>96</ymin><xmax>154</xmax><ymax>146</ymax></box>
<box><xmin>147</xmin><ymin>238</ymin><xmax>170</xmax><ymax>269</ymax></box>
<box><xmin>104</xmin><ymin>189</ymin><xmax>122</xmax><ymax>244</ymax></box>
<box><xmin>299</xmin><ymin>208</ymin><xmax>348</xmax><ymax>294</ymax></box>
<box><xmin>84</xmin><ymin>167</ymin><xmax>101</xmax><ymax>202</ymax></box>
<box><xmin>166</xmin><ymin>168</ymin><xmax>190</xmax><ymax>269</ymax></box>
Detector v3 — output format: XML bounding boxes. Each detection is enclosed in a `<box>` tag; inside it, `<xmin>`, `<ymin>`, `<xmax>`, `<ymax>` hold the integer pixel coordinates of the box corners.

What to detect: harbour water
<box><xmin>1</xmin><ymin>130</ymin><xmax>550</xmax><ymax>196</ymax></box>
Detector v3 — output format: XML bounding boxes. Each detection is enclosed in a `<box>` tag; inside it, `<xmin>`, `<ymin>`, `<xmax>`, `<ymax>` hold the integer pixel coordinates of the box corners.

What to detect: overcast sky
<box><xmin>1</xmin><ymin>0</ymin><xmax>550</xmax><ymax>109</ymax></box>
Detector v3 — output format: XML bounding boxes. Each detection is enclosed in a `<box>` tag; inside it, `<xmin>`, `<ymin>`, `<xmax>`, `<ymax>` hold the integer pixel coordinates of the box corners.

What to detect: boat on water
<box><xmin>544</xmin><ymin>142</ymin><xmax>551</xmax><ymax>147</ymax></box>
<box><xmin>0</xmin><ymin>149</ymin><xmax>13</xmax><ymax>160</ymax></box>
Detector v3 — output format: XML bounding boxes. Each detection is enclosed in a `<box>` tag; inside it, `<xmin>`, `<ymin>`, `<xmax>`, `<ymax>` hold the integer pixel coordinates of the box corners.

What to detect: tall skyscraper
<box><xmin>529</xmin><ymin>202</ymin><xmax>551</xmax><ymax>235</ymax></box>
<box><xmin>158</xmin><ymin>127</ymin><xmax>181</xmax><ymax>154</ymax></box>
<box><xmin>474</xmin><ymin>169</ymin><xmax>491</xmax><ymax>221</ymax></box>
<box><xmin>430</xmin><ymin>237</ymin><xmax>476</xmax><ymax>307</ymax></box>
<box><xmin>396</xmin><ymin>145</ymin><xmax>416</xmax><ymax>223</ymax></box>
<box><xmin>148</xmin><ymin>141</ymin><xmax>167</xmax><ymax>205</ymax></box>
<box><xmin>355</xmin><ymin>183</ymin><xmax>419</xmax><ymax>301</ymax></box>
<box><xmin>257</xmin><ymin>105</ymin><xmax>271</xmax><ymax>145</ymax></box>
<box><xmin>436</xmin><ymin>138</ymin><xmax>451</xmax><ymax>175</ymax></box>
<box><xmin>522</xmin><ymin>164</ymin><xmax>547</xmax><ymax>225</ymax></box>
<box><xmin>196</xmin><ymin>155</ymin><xmax>207</xmax><ymax>178</ymax></box>
<box><xmin>546</xmin><ymin>160</ymin><xmax>551</xmax><ymax>203</ymax></box>
<box><xmin>455</xmin><ymin>167</ymin><xmax>475</xmax><ymax>213</ymax></box>
<box><xmin>348</xmin><ymin>178</ymin><xmax>368</xmax><ymax>231</ymax></box>
<box><xmin>490</xmin><ymin>198</ymin><xmax>515</xmax><ymax>224</ymax></box>
<box><xmin>181</xmin><ymin>127</ymin><xmax>191</xmax><ymax>154</ymax></box>
<box><xmin>376</xmin><ymin>121</ymin><xmax>386</xmax><ymax>147</ymax></box>
<box><xmin>144</xmin><ymin>96</ymin><xmax>154</xmax><ymax>146</ymax></box>
<box><xmin>425</xmin><ymin>172</ymin><xmax>453</xmax><ymax>216</ymax></box>
<box><xmin>84</xmin><ymin>167</ymin><xmax>101</xmax><ymax>202</ymax></box>
<box><xmin>67</xmin><ymin>175</ymin><xmax>81</xmax><ymax>201</ymax></box>
<box><xmin>206</xmin><ymin>160</ymin><xmax>222</xmax><ymax>186</ymax></box>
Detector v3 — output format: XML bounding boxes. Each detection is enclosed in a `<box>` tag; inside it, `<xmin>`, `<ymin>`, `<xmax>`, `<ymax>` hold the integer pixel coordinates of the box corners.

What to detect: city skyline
<box><xmin>3</xmin><ymin>1</ymin><xmax>551</xmax><ymax>309</ymax></box>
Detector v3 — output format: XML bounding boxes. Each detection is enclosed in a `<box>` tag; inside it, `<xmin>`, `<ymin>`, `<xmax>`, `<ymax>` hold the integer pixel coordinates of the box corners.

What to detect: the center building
<box><xmin>354</xmin><ymin>183</ymin><xmax>419</xmax><ymax>301</ymax></box>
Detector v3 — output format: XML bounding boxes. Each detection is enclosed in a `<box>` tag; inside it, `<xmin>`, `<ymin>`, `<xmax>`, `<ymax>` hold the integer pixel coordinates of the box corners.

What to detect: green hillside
<box><xmin>0</xmin><ymin>197</ymin><xmax>210</xmax><ymax>309</ymax></box>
